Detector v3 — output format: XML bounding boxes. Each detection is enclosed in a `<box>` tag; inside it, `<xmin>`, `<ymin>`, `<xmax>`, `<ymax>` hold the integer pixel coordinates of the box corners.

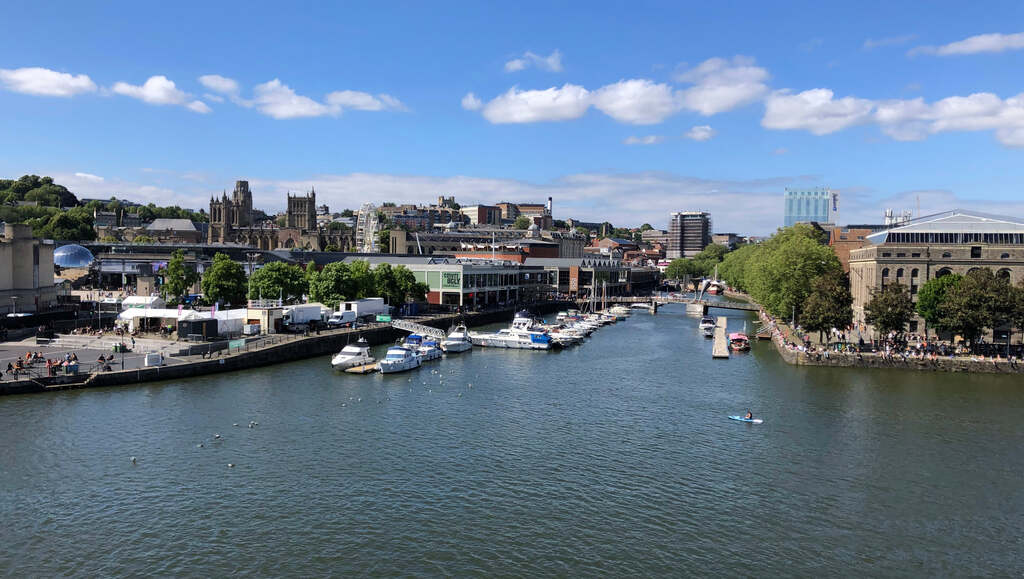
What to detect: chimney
<box><xmin>546</xmin><ymin>196</ymin><xmax>552</xmax><ymax>215</ymax></box>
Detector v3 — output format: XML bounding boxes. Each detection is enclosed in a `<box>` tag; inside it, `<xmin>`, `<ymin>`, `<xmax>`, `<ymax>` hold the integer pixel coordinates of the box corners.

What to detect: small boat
<box><xmin>331</xmin><ymin>337</ymin><xmax>375</xmax><ymax>370</ymax></box>
<box><xmin>378</xmin><ymin>346</ymin><xmax>421</xmax><ymax>374</ymax></box>
<box><xmin>728</xmin><ymin>332</ymin><xmax>750</xmax><ymax>352</ymax></box>
<box><xmin>608</xmin><ymin>305</ymin><xmax>631</xmax><ymax>319</ymax></box>
<box><xmin>699</xmin><ymin>316</ymin><xmax>716</xmax><ymax>330</ymax></box>
<box><xmin>418</xmin><ymin>338</ymin><xmax>443</xmax><ymax>361</ymax></box>
<box><xmin>728</xmin><ymin>415</ymin><xmax>763</xmax><ymax>424</ymax></box>
<box><xmin>441</xmin><ymin>324</ymin><xmax>472</xmax><ymax>353</ymax></box>
<box><xmin>469</xmin><ymin>312</ymin><xmax>551</xmax><ymax>350</ymax></box>
<box><xmin>702</xmin><ymin>326</ymin><xmax>715</xmax><ymax>338</ymax></box>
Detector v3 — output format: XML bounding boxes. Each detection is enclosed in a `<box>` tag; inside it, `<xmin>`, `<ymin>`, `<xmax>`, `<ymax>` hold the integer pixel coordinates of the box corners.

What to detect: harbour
<box><xmin>2</xmin><ymin>302</ymin><xmax>1022</xmax><ymax>575</ymax></box>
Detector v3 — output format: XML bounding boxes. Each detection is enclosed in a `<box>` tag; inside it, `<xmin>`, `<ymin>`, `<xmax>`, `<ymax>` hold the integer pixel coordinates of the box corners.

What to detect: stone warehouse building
<box><xmin>848</xmin><ymin>210</ymin><xmax>1024</xmax><ymax>339</ymax></box>
<box><xmin>208</xmin><ymin>180</ymin><xmax>351</xmax><ymax>251</ymax></box>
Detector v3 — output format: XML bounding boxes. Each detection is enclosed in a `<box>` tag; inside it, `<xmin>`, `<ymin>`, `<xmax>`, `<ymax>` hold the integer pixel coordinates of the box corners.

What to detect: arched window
<box><xmin>998</xmin><ymin>268</ymin><xmax>1011</xmax><ymax>280</ymax></box>
<box><xmin>1001</xmin><ymin>253</ymin><xmax>1010</xmax><ymax>259</ymax></box>
<box><xmin>896</xmin><ymin>268</ymin><xmax>904</xmax><ymax>278</ymax></box>
<box><xmin>911</xmin><ymin>268</ymin><xmax>919</xmax><ymax>278</ymax></box>
<box><xmin>936</xmin><ymin>268</ymin><xmax>952</xmax><ymax>278</ymax></box>
<box><xmin>881</xmin><ymin>268</ymin><xmax>889</xmax><ymax>278</ymax></box>
<box><xmin>942</xmin><ymin>252</ymin><xmax>952</xmax><ymax>258</ymax></box>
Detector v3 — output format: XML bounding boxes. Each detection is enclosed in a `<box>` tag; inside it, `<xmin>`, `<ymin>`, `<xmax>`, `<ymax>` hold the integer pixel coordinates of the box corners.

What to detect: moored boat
<box><xmin>441</xmin><ymin>324</ymin><xmax>472</xmax><ymax>353</ymax></box>
<box><xmin>331</xmin><ymin>337</ymin><xmax>375</xmax><ymax>370</ymax></box>
<box><xmin>378</xmin><ymin>346</ymin><xmax>421</xmax><ymax>373</ymax></box>
<box><xmin>728</xmin><ymin>332</ymin><xmax>750</xmax><ymax>351</ymax></box>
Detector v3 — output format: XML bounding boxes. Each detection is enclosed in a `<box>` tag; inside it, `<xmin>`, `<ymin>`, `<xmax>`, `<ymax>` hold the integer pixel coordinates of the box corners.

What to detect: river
<box><xmin>1</xmin><ymin>303</ymin><xmax>1022</xmax><ymax>576</ymax></box>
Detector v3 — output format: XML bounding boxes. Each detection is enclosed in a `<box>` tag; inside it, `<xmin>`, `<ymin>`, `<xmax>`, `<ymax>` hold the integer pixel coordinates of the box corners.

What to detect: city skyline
<box><xmin>2</xmin><ymin>1</ymin><xmax>1024</xmax><ymax>233</ymax></box>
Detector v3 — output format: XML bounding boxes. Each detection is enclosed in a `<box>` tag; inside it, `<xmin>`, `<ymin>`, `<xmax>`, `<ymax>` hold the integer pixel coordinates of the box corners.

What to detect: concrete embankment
<box><xmin>0</xmin><ymin>302</ymin><xmax>572</xmax><ymax>396</ymax></box>
<box><xmin>723</xmin><ymin>289</ymin><xmax>1024</xmax><ymax>375</ymax></box>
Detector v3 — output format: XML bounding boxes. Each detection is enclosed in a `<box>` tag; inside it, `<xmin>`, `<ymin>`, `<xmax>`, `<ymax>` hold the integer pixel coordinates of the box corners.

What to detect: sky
<box><xmin>1</xmin><ymin>0</ymin><xmax>1023</xmax><ymax>234</ymax></box>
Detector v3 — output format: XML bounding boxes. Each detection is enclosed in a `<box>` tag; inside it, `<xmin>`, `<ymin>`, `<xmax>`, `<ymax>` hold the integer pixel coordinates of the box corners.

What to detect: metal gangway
<box><xmin>390</xmin><ymin>319</ymin><xmax>446</xmax><ymax>339</ymax></box>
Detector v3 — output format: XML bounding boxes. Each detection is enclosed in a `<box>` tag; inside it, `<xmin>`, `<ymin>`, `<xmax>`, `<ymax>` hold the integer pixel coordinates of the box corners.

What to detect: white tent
<box><xmin>122</xmin><ymin>296</ymin><xmax>166</xmax><ymax>309</ymax></box>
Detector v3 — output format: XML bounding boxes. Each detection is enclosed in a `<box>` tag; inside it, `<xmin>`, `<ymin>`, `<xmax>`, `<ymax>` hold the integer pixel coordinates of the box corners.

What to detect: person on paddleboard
<box><xmin>744</xmin><ymin>410</ymin><xmax>753</xmax><ymax>420</ymax></box>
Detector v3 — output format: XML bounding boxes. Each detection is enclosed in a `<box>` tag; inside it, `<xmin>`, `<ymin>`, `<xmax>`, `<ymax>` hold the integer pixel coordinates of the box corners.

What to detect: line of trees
<box><xmin>865</xmin><ymin>269</ymin><xmax>1024</xmax><ymax>347</ymax></box>
<box><xmin>664</xmin><ymin>243</ymin><xmax>729</xmax><ymax>279</ymax></box>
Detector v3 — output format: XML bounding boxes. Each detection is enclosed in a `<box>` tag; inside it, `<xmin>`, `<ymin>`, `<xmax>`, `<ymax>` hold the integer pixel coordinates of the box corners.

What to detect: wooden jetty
<box><xmin>345</xmin><ymin>363</ymin><xmax>379</xmax><ymax>374</ymax></box>
<box><xmin>712</xmin><ymin>317</ymin><xmax>730</xmax><ymax>359</ymax></box>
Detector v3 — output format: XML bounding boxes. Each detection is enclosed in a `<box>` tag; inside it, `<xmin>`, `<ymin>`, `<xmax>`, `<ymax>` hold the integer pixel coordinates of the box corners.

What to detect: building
<box><xmin>830</xmin><ymin>225</ymin><xmax>883</xmax><ymax>272</ymax></box>
<box><xmin>667</xmin><ymin>211</ymin><xmax>712</xmax><ymax>259</ymax></box>
<box><xmin>641</xmin><ymin>229</ymin><xmax>669</xmax><ymax>246</ymax></box>
<box><xmin>460</xmin><ymin>205</ymin><xmax>502</xmax><ymax>226</ymax></box>
<box><xmin>389</xmin><ymin>227</ymin><xmax>586</xmax><ymax>258</ymax></box>
<box><xmin>784</xmin><ymin>187</ymin><xmax>837</xmax><ymax>227</ymax></box>
<box><xmin>848</xmin><ymin>209</ymin><xmax>1024</xmax><ymax>339</ymax></box>
<box><xmin>208</xmin><ymin>180</ymin><xmax>351</xmax><ymax>251</ymax></box>
<box><xmin>0</xmin><ymin>223</ymin><xmax>57</xmax><ymax>314</ymax></box>
<box><xmin>711</xmin><ymin>233</ymin><xmax>739</xmax><ymax>249</ymax></box>
<box><xmin>145</xmin><ymin>218</ymin><xmax>204</xmax><ymax>244</ymax></box>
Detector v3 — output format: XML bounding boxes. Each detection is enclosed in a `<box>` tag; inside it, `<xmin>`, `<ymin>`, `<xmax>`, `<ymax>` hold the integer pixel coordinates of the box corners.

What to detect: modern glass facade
<box><xmin>784</xmin><ymin>188</ymin><xmax>835</xmax><ymax>227</ymax></box>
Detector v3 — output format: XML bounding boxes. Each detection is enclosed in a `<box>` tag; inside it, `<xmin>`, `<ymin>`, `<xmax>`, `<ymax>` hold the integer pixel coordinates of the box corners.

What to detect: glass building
<box><xmin>784</xmin><ymin>188</ymin><xmax>836</xmax><ymax>227</ymax></box>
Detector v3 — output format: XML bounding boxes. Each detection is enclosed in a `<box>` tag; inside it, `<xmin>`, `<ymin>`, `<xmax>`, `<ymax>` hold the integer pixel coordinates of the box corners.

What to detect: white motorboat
<box><xmin>378</xmin><ymin>346</ymin><xmax>421</xmax><ymax>374</ymax></box>
<box><xmin>441</xmin><ymin>324</ymin><xmax>473</xmax><ymax>353</ymax></box>
<box><xmin>702</xmin><ymin>326</ymin><xmax>715</xmax><ymax>338</ymax></box>
<box><xmin>608</xmin><ymin>305</ymin><xmax>631</xmax><ymax>319</ymax></box>
<box><xmin>418</xmin><ymin>338</ymin><xmax>443</xmax><ymax>361</ymax></box>
<box><xmin>330</xmin><ymin>337</ymin><xmax>375</xmax><ymax>370</ymax></box>
<box><xmin>699</xmin><ymin>316</ymin><xmax>716</xmax><ymax>330</ymax></box>
<box><xmin>469</xmin><ymin>311</ymin><xmax>552</xmax><ymax>350</ymax></box>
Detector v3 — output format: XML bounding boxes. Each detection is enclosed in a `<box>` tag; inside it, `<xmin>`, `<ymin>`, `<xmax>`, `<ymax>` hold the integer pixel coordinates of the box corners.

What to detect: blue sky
<box><xmin>1</xmin><ymin>0</ymin><xmax>1023</xmax><ymax>234</ymax></box>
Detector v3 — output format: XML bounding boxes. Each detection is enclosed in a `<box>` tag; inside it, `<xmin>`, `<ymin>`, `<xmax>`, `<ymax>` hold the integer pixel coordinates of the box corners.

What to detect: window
<box><xmin>881</xmin><ymin>268</ymin><xmax>890</xmax><ymax>278</ymax></box>
<box><xmin>911</xmin><ymin>268</ymin><xmax>919</xmax><ymax>278</ymax></box>
<box><xmin>911</xmin><ymin>253</ymin><xmax>921</xmax><ymax>258</ymax></box>
<box><xmin>896</xmin><ymin>268</ymin><xmax>904</xmax><ymax>278</ymax></box>
<box><xmin>936</xmin><ymin>268</ymin><xmax>953</xmax><ymax>278</ymax></box>
<box><xmin>882</xmin><ymin>252</ymin><xmax>892</xmax><ymax>257</ymax></box>
<box><xmin>857</xmin><ymin>236</ymin><xmax>864</xmax><ymax>240</ymax></box>
<box><xmin>909</xmin><ymin>321</ymin><xmax>919</xmax><ymax>333</ymax></box>
<box><xmin>971</xmin><ymin>246</ymin><xmax>982</xmax><ymax>258</ymax></box>
<box><xmin>896</xmin><ymin>253</ymin><xmax>906</xmax><ymax>257</ymax></box>
<box><xmin>910</xmin><ymin>285</ymin><xmax>918</xmax><ymax>295</ymax></box>
<box><xmin>1001</xmin><ymin>253</ymin><xmax>1010</xmax><ymax>259</ymax></box>
<box><xmin>942</xmin><ymin>252</ymin><xmax>952</xmax><ymax>258</ymax></box>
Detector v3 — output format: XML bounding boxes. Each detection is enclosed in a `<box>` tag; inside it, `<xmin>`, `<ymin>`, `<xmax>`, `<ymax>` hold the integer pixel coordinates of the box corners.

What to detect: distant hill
<box><xmin>0</xmin><ymin>174</ymin><xmax>79</xmax><ymax>207</ymax></box>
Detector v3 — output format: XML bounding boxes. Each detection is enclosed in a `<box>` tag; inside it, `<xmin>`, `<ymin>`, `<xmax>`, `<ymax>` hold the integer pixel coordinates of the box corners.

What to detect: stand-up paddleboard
<box><xmin>729</xmin><ymin>415</ymin><xmax>764</xmax><ymax>424</ymax></box>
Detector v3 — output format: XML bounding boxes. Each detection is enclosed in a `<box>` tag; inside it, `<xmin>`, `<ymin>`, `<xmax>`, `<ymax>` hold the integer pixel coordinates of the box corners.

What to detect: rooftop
<box><xmin>867</xmin><ymin>209</ymin><xmax>1024</xmax><ymax>244</ymax></box>
<box><xmin>146</xmin><ymin>218</ymin><xmax>197</xmax><ymax>231</ymax></box>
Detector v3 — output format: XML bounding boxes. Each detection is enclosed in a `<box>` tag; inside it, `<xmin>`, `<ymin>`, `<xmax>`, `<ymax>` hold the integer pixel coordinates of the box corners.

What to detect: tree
<box><xmin>915</xmin><ymin>274</ymin><xmax>962</xmax><ymax>338</ymax></box>
<box><xmin>1009</xmin><ymin>281</ymin><xmax>1024</xmax><ymax>351</ymax></box>
<box><xmin>376</xmin><ymin>229</ymin><xmax>391</xmax><ymax>252</ymax></box>
<box><xmin>248</xmin><ymin>261</ymin><xmax>307</xmax><ymax>303</ymax></box>
<box><xmin>323</xmin><ymin>244</ymin><xmax>339</xmax><ymax>252</ymax></box>
<box><xmin>936</xmin><ymin>269</ymin><xmax>1014</xmax><ymax>346</ymax></box>
<box><xmin>347</xmin><ymin>260</ymin><xmax>377</xmax><ymax>299</ymax></box>
<box><xmin>340</xmin><ymin>209</ymin><xmax>355</xmax><ymax>217</ymax></box>
<box><xmin>692</xmin><ymin>243</ymin><xmax>729</xmax><ymax>276</ymax></box>
<box><xmin>159</xmin><ymin>249</ymin><xmax>199</xmax><ymax>304</ymax></box>
<box><xmin>640</xmin><ymin>223</ymin><xmax>654</xmax><ymax>232</ymax></box>
<box><xmin>864</xmin><ymin>284</ymin><xmax>914</xmax><ymax>338</ymax></box>
<box><xmin>132</xmin><ymin>235</ymin><xmax>155</xmax><ymax>243</ymax></box>
<box><xmin>800</xmin><ymin>271</ymin><xmax>854</xmax><ymax>343</ymax></box>
<box><xmin>718</xmin><ymin>243</ymin><xmax>759</xmax><ymax>291</ymax></box>
<box><xmin>36</xmin><ymin>212</ymin><xmax>95</xmax><ymax>241</ymax></box>
<box><xmin>374</xmin><ymin>262</ymin><xmax>402</xmax><ymax>305</ymax></box>
<box><xmin>201</xmin><ymin>253</ymin><xmax>247</xmax><ymax>306</ymax></box>
<box><xmin>514</xmin><ymin>216</ymin><xmax>532</xmax><ymax>229</ymax></box>
<box><xmin>393</xmin><ymin>265</ymin><xmax>428</xmax><ymax>303</ymax></box>
<box><xmin>745</xmin><ymin>225</ymin><xmax>841</xmax><ymax>321</ymax></box>
<box><xmin>665</xmin><ymin>258</ymin><xmax>702</xmax><ymax>280</ymax></box>
<box><xmin>308</xmin><ymin>262</ymin><xmax>351</xmax><ymax>308</ymax></box>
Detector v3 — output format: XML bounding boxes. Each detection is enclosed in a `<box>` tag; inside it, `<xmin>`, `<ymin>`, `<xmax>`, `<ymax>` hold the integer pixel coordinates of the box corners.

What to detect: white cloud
<box><xmin>911</xmin><ymin>32</ymin><xmax>1024</xmax><ymax>56</ymax></box>
<box><xmin>623</xmin><ymin>135</ymin><xmax>666</xmax><ymax>145</ymax></box>
<box><xmin>112</xmin><ymin>75</ymin><xmax>210</xmax><ymax>113</ymax></box>
<box><xmin>684</xmin><ymin>125</ymin><xmax>716</xmax><ymax>141</ymax></box>
<box><xmin>198</xmin><ymin>74</ymin><xmax>239</xmax><ymax>95</ymax></box>
<box><xmin>762</xmin><ymin>88</ymin><xmax>875</xmax><ymax>135</ymax></box>
<box><xmin>203</xmin><ymin>93</ymin><xmax>225</xmax><ymax>103</ymax></box>
<box><xmin>73</xmin><ymin>172</ymin><xmax>104</xmax><ymax>182</ymax></box>
<box><xmin>675</xmin><ymin>56</ymin><xmax>770</xmax><ymax>116</ymax></box>
<box><xmin>875</xmin><ymin>92</ymin><xmax>1024</xmax><ymax>146</ymax></box>
<box><xmin>592</xmin><ymin>79</ymin><xmax>681</xmax><ymax>125</ymax></box>
<box><xmin>251</xmin><ymin>79</ymin><xmax>334</xmax><ymax>119</ymax></box>
<box><xmin>504</xmin><ymin>50</ymin><xmax>563</xmax><ymax>73</ymax></box>
<box><xmin>863</xmin><ymin>34</ymin><xmax>916</xmax><ymax>50</ymax></box>
<box><xmin>481</xmin><ymin>84</ymin><xmax>591</xmax><ymax>123</ymax></box>
<box><xmin>461</xmin><ymin>92</ymin><xmax>483</xmax><ymax>111</ymax></box>
<box><xmin>0</xmin><ymin>67</ymin><xmax>97</xmax><ymax>97</ymax></box>
<box><xmin>325</xmin><ymin>90</ymin><xmax>406</xmax><ymax>111</ymax></box>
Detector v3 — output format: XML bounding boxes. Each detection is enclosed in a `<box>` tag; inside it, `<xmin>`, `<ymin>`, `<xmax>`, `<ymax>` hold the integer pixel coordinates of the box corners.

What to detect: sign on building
<box><xmin>569</xmin><ymin>266</ymin><xmax>579</xmax><ymax>292</ymax></box>
<box><xmin>441</xmin><ymin>272</ymin><xmax>461</xmax><ymax>289</ymax></box>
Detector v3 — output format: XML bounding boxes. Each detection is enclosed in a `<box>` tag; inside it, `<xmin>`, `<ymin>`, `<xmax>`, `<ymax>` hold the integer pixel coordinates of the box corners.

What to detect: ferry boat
<box><xmin>728</xmin><ymin>332</ymin><xmax>751</xmax><ymax>352</ymax></box>
<box><xmin>441</xmin><ymin>324</ymin><xmax>472</xmax><ymax>353</ymax></box>
<box><xmin>378</xmin><ymin>346</ymin><xmax>422</xmax><ymax>373</ymax></box>
<box><xmin>330</xmin><ymin>337</ymin><xmax>375</xmax><ymax>370</ymax></box>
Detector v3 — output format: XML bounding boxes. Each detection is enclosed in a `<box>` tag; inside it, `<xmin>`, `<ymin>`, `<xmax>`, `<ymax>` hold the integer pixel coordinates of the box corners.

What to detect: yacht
<box><xmin>699</xmin><ymin>316</ymin><xmax>717</xmax><ymax>330</ymax></box>
<box><xmin>330</xmin><ymin>337</ymin><xmax>375</xmax><ymax>370</ymax></box>
<box><xmin>608</xmin><ymin>305</ymin><xmax>632</xmax><ymax>319</ymax></box>
<box><xmin>378</xmin><ymin>346</ymin><xmax>422</xmax><ymax>373</ymax></box>
<box><xmin>441</xmin><ymin>324</ymin><xmax>473</xmax><ymax>353</ymax></box>
<box><xmin>418</xmin><ymin>338</ymin><xmax>443</xmax><ymax>361</ymax></box>
<box><xmin>469</xmin><ymin>311</ymin><xmax>552</xmax><ymax>350</ymax></box>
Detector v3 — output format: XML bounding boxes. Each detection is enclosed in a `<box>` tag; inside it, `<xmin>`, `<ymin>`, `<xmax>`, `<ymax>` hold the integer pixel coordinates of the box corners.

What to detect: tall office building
<box><xmin>667</xmin><ymin>211</ymin><xmax>712</xmax><ymax>259</ymax></box>
<box><xmin>784</xmin><ymin>187</ymin><xmax>837</xmax><ymax>227</ymax></box>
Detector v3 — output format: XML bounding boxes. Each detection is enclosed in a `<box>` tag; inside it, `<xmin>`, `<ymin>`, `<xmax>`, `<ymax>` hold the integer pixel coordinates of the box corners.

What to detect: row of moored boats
<box><xmin>331</xmin><ymin>305</ymin><xmax>638</xmax><ymax>374</ymax></box>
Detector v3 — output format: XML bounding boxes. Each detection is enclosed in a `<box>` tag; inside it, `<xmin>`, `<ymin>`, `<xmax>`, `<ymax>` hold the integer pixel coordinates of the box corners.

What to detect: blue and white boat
<box><xmin>469</xmin><ymin>311</ymin><xmax>552</xmax><ymax>350</ymax></box>
<box><xmin>378</xmin><ymin>346</ymin><xmax>421</xmax><ymax>374</ymax></box>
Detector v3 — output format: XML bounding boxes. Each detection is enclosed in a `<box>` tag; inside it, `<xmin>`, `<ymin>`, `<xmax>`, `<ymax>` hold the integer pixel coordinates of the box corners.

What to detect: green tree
<box><xmin>936</xmin><ymin>269</ymin><xmax>1014</xmax><ymax>346</ymax></box>
<box><xmin>132</xmin><ymin>235</ymin><xmax>155</xmax><ymax>243</ymax></box>
<box><xmin>323</xmin><ymin>244</ymin><xmax>339</xmax><ymax>252</ymax></box>
<box><xmin>36</xmin><ymin>212</ymin><xmax>95</xmax><ymax>241</ymax></box>
<box><xmin>347</xmin><ymin>260</ymin><xmax>377</xmax><ymax>298</ymax></box>
<box><xmin>158</xmin><ymin>249</ymin><xmax>199</xmax><ymax>304</ymax></box>
<box><xmin>376</xmin><ymin>229</ymin><xmax>391</xmax><ymax>252</ymax></box>
<box><xmin>248</xmin><ymin>261</ymin><xmax>308</xmax><ymax>303</ymax></box>
<box><xmin>340</xmin><ymin>209</ymin><xmax>355</xmax><ymax>217</ymax></box>
<box><xmin>201</xmin><ymin>252</ymin><xmax>247</xmax><ymax>306</ymax></box>
<box><xmin>745</xmin><ymin>225</ymin><xmax>841</xmax><ymax>321</ymax></box>
<box><xmin>864</xmin><ymin>283</ymin><xmax>915</xmax><ymax>337</ymax></box>
<box><xmin>665</xmin><ymin>258</ymin><xmax>701</xmax><ymax>280</ymax></box>
<box><xmin>800</xmin><ymin>271</ymin><xmax>854</xmax><ymax>343</ymax></box>
<box><xmin>640</xmin><ymin>223</ymin><xmax>653</xmax><ymax>231</ymax></box>
<box><xmin>915</xmin><ymin>273</ymin><xmax>962</xmax><ymax>337</ymax></box>
<box><xmin>1009</xmin><ymin>281</ymin><xmax>1024</xmax><ymax>350</ymax></box>
<box><xmin>691</xmin><ymin>243</ymin><xmax>729</xmax><ymax>276</ymax></box>
<box><xmin>514</xmin><ymin>216</ymin><xmax>532</xmax><ymax>229</ymax></box>
<box><xmin>374</xmin><ymin>262</ymin><xmax>402</xmax><ymax>305</ymax></box>
<box><xmin>718</xmin><ymin>243</ymin><xmax>759</xmax><ymax>291</ymax></box>
<box><xmin>393</xmin><ymin>265</ymin><xmax>428</xmax><ymax>303</ymax></box>
<box><xmin>308</xmin><ymin>262</ymin><xmax>351</xmax><ymax>308</ymax></box>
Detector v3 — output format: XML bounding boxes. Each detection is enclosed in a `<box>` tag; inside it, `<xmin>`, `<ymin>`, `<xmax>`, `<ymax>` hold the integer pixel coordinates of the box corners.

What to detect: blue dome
<box><xmin>54</xmin><ymin>244</ymin><xmax>94</xmax><ymax>268</ymax></box>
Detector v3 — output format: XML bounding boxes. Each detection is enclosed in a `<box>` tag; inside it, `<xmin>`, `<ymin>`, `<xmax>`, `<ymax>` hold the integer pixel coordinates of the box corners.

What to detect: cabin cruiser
<box><xmin>331</xmin><ymin>337</ymin><xmax>375</xmax><ymax>370</ymax></box>
<box><xmin>728</xmin><ymin>332</ymin><xmax>751</xmax><ymax>352</ymax></box>
<box><xmin>608</xmin><ymin>305</ymin><xmax>632</xmax><ymax>319</ymax></box>
<box><xmin>378</xmin><ymin>346</ymin><xmax>422</xmax><ymax>373</ymax></box>
<box><xmin>418</xmin><ymin>338</ymin><xmax>443</xmax><ymax>361</ymax></box>
<box><xmin>469</xmin><ymin>311</ymin><xmax>552</xmax><ymax>350</ymax></box>
<box><xmin>441</xmin><ymin>324</ymin><xmax>472</xmax><ymax>353</ymax></box>
<box><xmin>699</xmin><ymin>316</ymin><xmax>717</xmax><ymax>330</ymax></box>
<box><xmin>702</xmin><ymin>326</ymin><xmax>715</xmax><ymax>338</ymax></box>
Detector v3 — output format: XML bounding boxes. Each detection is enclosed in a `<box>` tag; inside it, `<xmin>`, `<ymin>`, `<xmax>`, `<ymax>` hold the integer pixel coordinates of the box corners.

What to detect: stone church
<box><xmin>208</xmin><ymin>180</ymin><xmax>351</xmax><ymax>251</ymax></box>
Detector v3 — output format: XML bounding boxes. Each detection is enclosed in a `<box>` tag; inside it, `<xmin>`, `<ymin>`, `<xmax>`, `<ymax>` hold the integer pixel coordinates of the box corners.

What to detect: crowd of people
<box><xmin>4</xmin><ymin>351</ymin><xmax>82</xmax><ymax>379</ymax></box>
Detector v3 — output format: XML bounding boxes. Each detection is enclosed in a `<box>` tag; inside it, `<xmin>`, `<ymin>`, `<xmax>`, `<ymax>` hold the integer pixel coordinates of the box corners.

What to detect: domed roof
<box><xmin>54</xmin><ymin>244</ymin><xmax>94</xmax><ymax>268</ymax></box>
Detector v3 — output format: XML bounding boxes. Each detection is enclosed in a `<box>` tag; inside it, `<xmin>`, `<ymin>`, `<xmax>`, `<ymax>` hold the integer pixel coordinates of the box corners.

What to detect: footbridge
<box><xmin>579</xmin><ymin>295</ymin><xmax>760</xmax><ymax>315</ymax></box>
